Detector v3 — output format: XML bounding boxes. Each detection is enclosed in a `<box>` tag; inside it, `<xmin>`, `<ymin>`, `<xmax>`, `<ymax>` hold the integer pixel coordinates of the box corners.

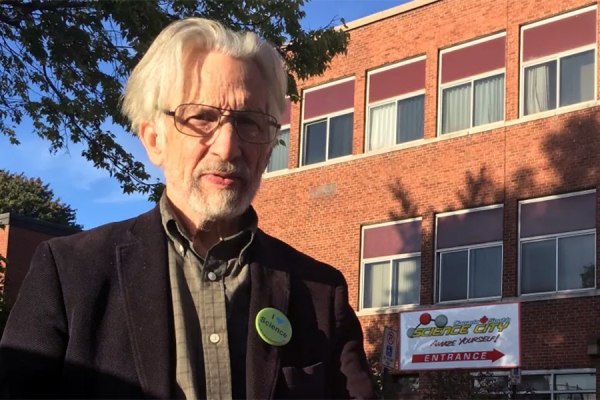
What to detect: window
<box><xmin>366</xmin><ymin>57</ymin><xmax>426</xmax><ymax>151</ymax></box>
<box><xmin>265</xmin><ymin>97</ymin><xmax>291</xmax><ymax>174</ymax></box>
<box><xmin>301</xmin><ymin>78</ymin><xmax>354</xmax><ymax>166</ymax></box>
<box><xmin>485</xmin><ymin>370</ymin><xmax>596</xmax><ymax>400</ymax></box>
<box><xmin>439</xmin><ymin>33</ymin><xmax>506</xmax><ymax>134</ymax></box>
<box><xmin>360</xmin><ymin>219</ymin><xmax>422</xmax><ymax>310</ymax></box>
<box><xmin>519</xmin><ymin>190</ymin><xmax>596</xmax><ymax>295</ymax></box>
<box><xmin>435</xmin><ymin>206</ymin><xmax>504</xmax><ymax>303</ymax></box>
<box><xmin>266</xmin><ymin>126</ymin><xmax>289</xmax><ymax>173</ymax></box>
<box><xmin>521</xmin><ymin>6</ymin><xmax>597</xmax><ymax>116</ymax></box>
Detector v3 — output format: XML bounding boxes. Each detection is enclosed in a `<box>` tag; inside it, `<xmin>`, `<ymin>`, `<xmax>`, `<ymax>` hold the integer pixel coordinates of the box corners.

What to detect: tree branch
<box><xmin>3</xmin><ymin>0</ymin><xmax>90</xmax><ymax>12</ymax></box>
<box><xmin>0</xmin><ymin>13</ymin><xmax>21</xmax><ymax>28</ymax></box>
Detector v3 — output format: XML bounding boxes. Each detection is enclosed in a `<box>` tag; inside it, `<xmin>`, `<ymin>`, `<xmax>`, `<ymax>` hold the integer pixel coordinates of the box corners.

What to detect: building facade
<box><xmin>253</xmin><ymin>0</ymin><xmax>600</xmax><ymax>398</ymax></box>
<box><xmin>0</xmin><ymin>213</ymin><xmax>79</xmax><ymax>306</ymax></box>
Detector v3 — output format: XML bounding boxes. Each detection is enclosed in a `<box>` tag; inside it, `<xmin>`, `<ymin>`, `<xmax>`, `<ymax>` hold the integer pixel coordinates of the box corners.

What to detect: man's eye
<box><xmin>191</xmin><ymin>112</ymin><xmax>218</xmax><ymax>122</ymax></box>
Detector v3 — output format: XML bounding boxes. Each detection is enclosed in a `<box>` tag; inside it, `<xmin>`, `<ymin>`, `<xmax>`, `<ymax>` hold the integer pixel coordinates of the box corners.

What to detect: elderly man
<box><xmin>0</xmin><ymin>18</ymin><xmax>375</xmax><ymax>400</ymax></box>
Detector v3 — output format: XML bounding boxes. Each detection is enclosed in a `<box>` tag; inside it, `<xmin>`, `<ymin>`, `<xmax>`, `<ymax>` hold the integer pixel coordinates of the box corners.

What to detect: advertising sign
<box><xmin>381</xmin><ymin>327</ymin><xmax>398</xmax><ymax>369</ymax></box>
<box><xmin>399</xmin><ymin>302</ymin><xmax>520</xmax><ymax>371</ymax></box>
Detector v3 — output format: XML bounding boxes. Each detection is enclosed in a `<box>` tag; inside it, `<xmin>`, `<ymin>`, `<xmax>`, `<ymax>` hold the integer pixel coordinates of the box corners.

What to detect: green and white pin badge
<box><xmin>255</xmin><ymin>307</ymin><xmax>292</xmax><ymax>346</ymax></box>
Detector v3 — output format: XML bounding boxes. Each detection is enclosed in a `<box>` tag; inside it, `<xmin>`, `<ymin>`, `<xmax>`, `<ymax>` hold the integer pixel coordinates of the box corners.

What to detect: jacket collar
<box><xmin>116</xmin><ymin>206</ymin><xmax>174</xmax><ymax>399</ymax></box>
<box><xmin>246</xmin><ymin>231</ymin><xmax>291</xmax><ymax>399</ymax></box>
<box><xmin>116</xmin><ymin>206</ymin><xmax>291</xmax><ymax>400</ymax></box>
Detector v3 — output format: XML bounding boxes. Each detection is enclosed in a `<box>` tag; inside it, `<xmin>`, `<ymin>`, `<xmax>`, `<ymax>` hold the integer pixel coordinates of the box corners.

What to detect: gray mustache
<box><xmin>193</xmin><ymin>160</ymin><xmax>250</xmax><ymax>180</ymax></box>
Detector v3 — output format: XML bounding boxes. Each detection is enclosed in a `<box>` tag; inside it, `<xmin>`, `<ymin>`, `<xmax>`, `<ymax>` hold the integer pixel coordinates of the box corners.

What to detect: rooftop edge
<box><xmin>0</xmin><ymin>212</ymin><xmax>81</xmax><ymax>237</ymax></box>
<box><xmin>338</xmin><ymin>0</ymin><xmax>442</xmax><ymax>31</ymax></box>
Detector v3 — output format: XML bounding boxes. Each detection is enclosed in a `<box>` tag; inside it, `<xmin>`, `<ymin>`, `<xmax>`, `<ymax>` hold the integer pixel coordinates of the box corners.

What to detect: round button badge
<box><xmin>255</xmin><ymin>307</ymin><xmax>292</xmax><ymax>346</ymax></box>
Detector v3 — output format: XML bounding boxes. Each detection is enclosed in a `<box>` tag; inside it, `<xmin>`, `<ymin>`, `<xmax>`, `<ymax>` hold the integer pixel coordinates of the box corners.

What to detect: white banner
<box><xmin>399</xmin><ymin>302</ymin><xmax>521</xmax><ymax>370</ymax></box>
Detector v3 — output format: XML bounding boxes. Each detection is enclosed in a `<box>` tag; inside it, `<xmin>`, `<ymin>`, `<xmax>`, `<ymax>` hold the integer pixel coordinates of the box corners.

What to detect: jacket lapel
<box><xmin>116</xmin><ymin>207</ymin><xmax>174</xmax><ymax>399</ymax></box>
<box><xmin>246</xmin><ymin>233</ymin><xmax>291</xmax><ymax>399</ymax></box>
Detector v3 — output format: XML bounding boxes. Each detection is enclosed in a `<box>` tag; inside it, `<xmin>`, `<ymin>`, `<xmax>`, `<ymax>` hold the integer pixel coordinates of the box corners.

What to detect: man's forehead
<box><xmin>177</xmin><ymin>51</ymin><xmax>267</xmax><ymax>112</ymax></box>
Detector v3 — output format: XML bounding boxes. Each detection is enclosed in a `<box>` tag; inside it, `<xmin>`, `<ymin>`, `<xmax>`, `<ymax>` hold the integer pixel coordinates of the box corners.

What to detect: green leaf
<box><xmin>0</xmin><ymin>0</ymin><xmax>349</xmax><ymax>201</ymax></box>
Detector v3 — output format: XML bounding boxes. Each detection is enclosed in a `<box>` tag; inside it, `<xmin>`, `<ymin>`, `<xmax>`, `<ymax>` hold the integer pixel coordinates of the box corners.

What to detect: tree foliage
<box><xmin>0</xmin><ymin>169</ymin><xmax>82</xmax><ymax>229</ymax></box>
<box><xmin>0</xmin><ymin>0</ymin><xmax>349</xmax><ymax>202</ymax></box>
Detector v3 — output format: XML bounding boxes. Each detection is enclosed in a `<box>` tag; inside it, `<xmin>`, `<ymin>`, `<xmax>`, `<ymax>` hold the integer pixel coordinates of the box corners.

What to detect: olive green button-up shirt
<box><xmin>159</xmin><ymin>194</ymin><xmax>256</xmax><ymax>399</ymax></box>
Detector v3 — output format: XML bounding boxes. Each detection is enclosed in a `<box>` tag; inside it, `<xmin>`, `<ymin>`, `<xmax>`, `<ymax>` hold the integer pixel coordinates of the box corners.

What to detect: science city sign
<box><xmin>399</xmin><ymin>302</ymin><xmax>521</xmax><ymax>370</ymax></box>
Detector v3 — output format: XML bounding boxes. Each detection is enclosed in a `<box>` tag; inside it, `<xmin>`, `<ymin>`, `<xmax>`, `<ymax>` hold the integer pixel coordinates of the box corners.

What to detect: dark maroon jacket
<box><xmin>0</xmin><ymin>206</ymin><xmax>375</xmax><ymax>399</ymax></box>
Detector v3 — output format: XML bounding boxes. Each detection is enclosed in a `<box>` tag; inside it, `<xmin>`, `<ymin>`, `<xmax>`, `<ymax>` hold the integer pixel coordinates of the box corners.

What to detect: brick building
<box><xmin>0</xmin><ymin>213</ymin><xmax>79</xmax><ymax>306</ymax></box>
<box><xmin>253</xmin><ymin>0</ymin><xmax>600</xmax><ymax>398</ymax></box>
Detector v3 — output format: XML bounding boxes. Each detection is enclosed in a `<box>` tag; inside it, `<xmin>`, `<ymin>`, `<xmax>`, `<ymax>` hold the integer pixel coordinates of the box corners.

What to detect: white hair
<box><xmin>120</xmin><ymin>18</ymin><xmax>288</xmax><ymax>138</ymax></box>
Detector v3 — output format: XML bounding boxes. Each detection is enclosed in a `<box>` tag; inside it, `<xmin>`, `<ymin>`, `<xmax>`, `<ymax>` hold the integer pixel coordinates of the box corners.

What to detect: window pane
<box><xmin>558</xmin><ymin>234</ymin><xmax>596</xmax><ymax>290</ymax></box>
<box><xmin>469</xmin><ymin>246</ymin><xmax>502</xmax><ymax>298</ymax></box>
<box><xmin>303</xmin><ymin>121</ymin><xmax>326</xmax><ymax>165</ymax></box>
<box><xmin>392</xmin><ymin>257</ymin><xmax>420</xmax><ymax>306</ymax></box>
<box><xmin>516</xmin><ymin>395</ymin><xmax>551</xmax><ymax>400</ymax></box>
<box><xmin>328</xmin><ymin>113</ymin><xmax>353</xmax><ymax>159</ymax></box>
<box><xmin>560</xmin><ymin>50</ymin><xmax>595</xmax><ymax>107</ymax></box>
<box><xmin>473</xmin><ymin>74</ymin><xmax>505</xmax><ymax>126</ymax></box>
<box><xmin>439</xmin><ymin>250</ymin><xmax>468</xmax><ymax>301</ymax></box>
<box><xmin>555</xmin><ymin>373</ymin><xmax>596</xmax><ymax>391</ymax></box>
<box><xmin>397</xmin><ymin>94</ymin><xmax>425</xmax><ymax>143</ymax></box>
<box><xmin>524</xmin><ymin>60</ymin><xmax>557</xmax><ymax>115</ymax></box>
<box><xmin>363</xmin><ymin>261</ymin><xmax>391</xmax><ymax>308</ymax></box>
<box><xmin>368</xmin><ymin>102</ymin><xmax>396</xmax><ymax>151</ymax></box>
<box><xmin>442</xmin><ymin>83</ymin><xmax>471</xmax><ymax>134</ymax></box>
<box><xmin>521</xmin><ymin>239</ymin><xmax>556</xmax><ymax>294</ymax></box>
<box><xmin>267</xmin><ymin>128</ymin><xmax>289</xmax><ymax>172</ymax></box>
<box><xmin>518</xmin><ymin>374</ymin><xmax>551</xmax><ymax>392</ymax></box>
<box><xmin>555</xmin><ymin>395</ymin><xmax>595</xmax><ymax>400</ymax></box>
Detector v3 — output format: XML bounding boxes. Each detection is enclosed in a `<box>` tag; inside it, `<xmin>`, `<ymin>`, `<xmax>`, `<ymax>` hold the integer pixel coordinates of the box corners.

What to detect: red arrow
<box><xmin>412</xmin><ymin>349</ymin><xmax>505</xmax><ymax>363</ymax></box>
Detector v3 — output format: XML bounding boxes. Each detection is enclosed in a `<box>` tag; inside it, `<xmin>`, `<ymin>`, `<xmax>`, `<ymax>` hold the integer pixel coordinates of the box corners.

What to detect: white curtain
<box><xmin>363</xmin><ymin>261</ymin><xmax>391</xmax><ymax>308</ymax></box>
<box><xmin>441</xmin><ymin>82</ymin><xmax>471</xmax><ymax>134</ymax></box>
<box><xmin>560</xmin><ymin>50</ymin><xmax>595</xmax><ymax>108</ymax></box>
<box><xmin>267</xmin><ymin>128</ymin><xmax>289</xmax><ymax>172</ymax></box>
<box><xmin>524</xmin><ymin>61</ymin><xmax>557</xmax><ymax>115</ymax></box>
<box><xmin>397</xmin><ymin>95</ymin><xmax>425</xmax><ymax>143</ymax></box>
<box><xmin>392</xmin><ymin>257</ymin><xmax>421</xmax><ymax>306</ymax></box>
<box><xmin>368</xmin><ymin>102</ymin><xmax>395</xmax><ymax>151</ymax></box>
<box><xmin>473</xmin><ymin>74</ymin><xmax>505</xmax><ymax>127</ymax></box>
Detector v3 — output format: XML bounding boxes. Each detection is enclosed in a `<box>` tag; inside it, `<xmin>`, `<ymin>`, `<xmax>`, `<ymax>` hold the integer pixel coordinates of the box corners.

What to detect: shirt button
<box><xmin>178</xmin><ymin>244</ymin><xmax>185</xmax><ymax>254</ymax></box>
<box><xmin>207</xmin><ymin>272</ymin><xmax>217</xmax><ymax>281</ymax></box>
<box><xmin>209</xmin><ymin>334</ymin><xmax>220</xmax><ymax>344</ymax></box>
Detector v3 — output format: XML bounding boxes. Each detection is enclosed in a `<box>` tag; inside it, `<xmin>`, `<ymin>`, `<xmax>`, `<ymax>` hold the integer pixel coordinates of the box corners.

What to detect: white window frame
<box><xmin>436</xmin><ymin>242</ymin><xmax>504</xmax><ymax>304</ymax></box>
<box><xmin>300</xmin><ymin>77</ymin><xmax>355</xmax><ymax>167</ymax></box>
<box><xmin>485</xmin><ymin>369</ymin><xmax>596</xmax><ymax>399</ymax></box>
<box><xmin>518</xmin><ymin>190</ymin><xmax>597</xmax><ymax>297</ymax></box>
<box><xmin>365</xmin><ymin>56</ymin><xmax>427</xmax><ymax>152</ymax></box>
<box><xmin>359</xmin><ymin>218</ymin><xmax>422</xmax><ymax>311</ymax></box>
<box><xmin>264</xmin><ymin>124</ymin><xmax>290</xmax><ymax>175</ymax></box>
<box><xmin>437</xmin><ymin>32</ymin><xmax>507</xmax><ymax>136</ymax></box>
<box><xmin>365</xmin><ymin>91</ymin><xmax>426</xmax><ymax>152</ymax></box>
<box><xmin>434</xmin><ymin>204</ymin><xmax>504</xmax><ymax>304</ymax></box>
<box><xmin>519</xmin><ymin>5</ymin><xmax>598</xmax><ymax>117</ymax></box>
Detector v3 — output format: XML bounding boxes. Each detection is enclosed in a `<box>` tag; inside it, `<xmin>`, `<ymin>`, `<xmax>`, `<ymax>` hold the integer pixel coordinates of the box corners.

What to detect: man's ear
<box><xmin>139</xmin><ymin>121</ymin><xmax>165</xmax><ymax>167</ymax></box>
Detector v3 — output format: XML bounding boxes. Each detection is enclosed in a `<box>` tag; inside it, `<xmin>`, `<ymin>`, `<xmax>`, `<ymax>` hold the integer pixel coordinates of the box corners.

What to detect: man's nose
<box><xmin>206</xmin><ymin>119</ymin><xmax>242</xmax><ymax>161</ymax></box>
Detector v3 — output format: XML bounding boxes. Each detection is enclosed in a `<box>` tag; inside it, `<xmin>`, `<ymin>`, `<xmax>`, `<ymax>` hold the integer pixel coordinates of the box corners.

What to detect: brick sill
<box><xmin>355</xmin><ymin>288</ymin><xmax>600</xmax><ymax>317</ymax></box>
<box><xmin>263</xmin><ymin>99</ymin><xmax>600</xmax><ymax>181</ymax></box>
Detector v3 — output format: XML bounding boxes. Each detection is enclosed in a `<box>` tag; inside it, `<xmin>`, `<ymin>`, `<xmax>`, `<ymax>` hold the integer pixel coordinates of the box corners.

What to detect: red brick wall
<box><xmin>4</xmin><ymin>226</ymin><xmax>56</xmax><ymax>305</ymax></box>
<box><xmin>252</xmin><ymin>0</ymin><xmax>600</xmax><ymax>377</ymax></box>
<box><xmin>0</xmin><ymin>224</ymin><xmax>8</xmax><ymax>291</ymax></box>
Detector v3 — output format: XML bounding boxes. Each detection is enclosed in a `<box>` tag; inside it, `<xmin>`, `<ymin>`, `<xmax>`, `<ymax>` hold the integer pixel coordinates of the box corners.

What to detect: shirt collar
<box><xmin>158</xmin><ymin>191</ymin><xmax>258</xmax><ymax>261</ymax></box>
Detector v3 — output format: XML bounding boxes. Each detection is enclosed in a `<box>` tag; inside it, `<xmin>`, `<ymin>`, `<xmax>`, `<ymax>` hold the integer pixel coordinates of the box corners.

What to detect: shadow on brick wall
<box><xmin>361</xmin><ymin>111</ymin><xmax>600</xmax><ymax>395</ymax></box>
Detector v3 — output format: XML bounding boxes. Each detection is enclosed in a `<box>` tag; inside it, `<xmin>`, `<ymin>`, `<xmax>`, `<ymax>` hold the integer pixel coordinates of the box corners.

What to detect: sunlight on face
<box><xmin>162</xmin><ymin>50</ymin><xmax>272</xmax><ymax>222</ymax></box>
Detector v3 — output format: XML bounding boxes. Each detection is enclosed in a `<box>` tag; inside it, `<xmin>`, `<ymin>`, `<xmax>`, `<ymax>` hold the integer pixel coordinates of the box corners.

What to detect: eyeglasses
<box><xmin>163</xmin><ymin>103</ymin><xmax>281</xmax><ymax>144</ymax></box>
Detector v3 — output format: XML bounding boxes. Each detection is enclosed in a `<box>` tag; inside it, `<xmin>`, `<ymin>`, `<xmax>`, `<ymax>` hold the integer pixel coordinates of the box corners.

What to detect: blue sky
<box><xmin>0</xmin><ymin>0</ymin><xmax>409</xmax><ymax>230</ymax></box>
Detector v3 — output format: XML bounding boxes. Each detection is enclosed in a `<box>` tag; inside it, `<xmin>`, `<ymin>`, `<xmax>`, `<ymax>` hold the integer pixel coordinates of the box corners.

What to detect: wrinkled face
<box><xmin>144</xmin><ymin>50</ymin><xmax>273</xmax><ymax>221</ymax></box>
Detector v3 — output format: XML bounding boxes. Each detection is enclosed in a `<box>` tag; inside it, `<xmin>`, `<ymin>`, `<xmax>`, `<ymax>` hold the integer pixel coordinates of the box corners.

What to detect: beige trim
<box><xmin>338</xmin><ymin>0</ymin><xmax>442</xmax><ymax>31</ymax></box>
